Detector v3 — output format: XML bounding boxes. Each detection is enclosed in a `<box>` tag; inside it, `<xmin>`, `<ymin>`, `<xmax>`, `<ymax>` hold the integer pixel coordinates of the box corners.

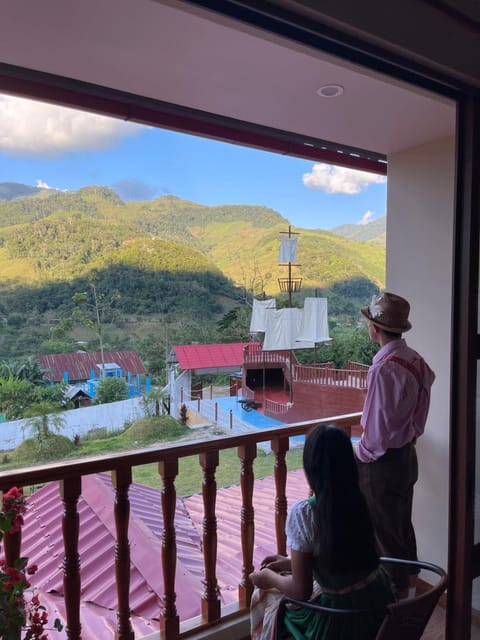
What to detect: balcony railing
<box><xmin>0</xmin><ymin>412</ymin><xmax>362</xmax><ymax>640</ymax></box>
<box><xmin>295</xmin><ymin>365</ymin><xmax>368</xmax><ymax>388</ymax></box>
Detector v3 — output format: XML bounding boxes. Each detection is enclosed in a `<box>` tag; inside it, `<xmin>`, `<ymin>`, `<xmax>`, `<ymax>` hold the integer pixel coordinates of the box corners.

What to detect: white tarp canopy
<box><xmin>262</xmin><ymin>308</ymin><xmax>315</xmax><ymax>351</ymax></box>
<box><xmin>297</xmin><ymin>297</ymin><xmax>330</xmax><ymax>342</ymax></box>
<box><xmin>249</xmin><ymin>298</ymin><xmax>277</xmax><ymax>332</ymax></box>
<box><xmin>278</xmin><ymin>237</ymin><xmax>298</xmax><ymax>263</ymax></box>
<box><xmin>260</xmin><ymin>298</ymin><xmax>330</xmax><ymax>351</ymax></box>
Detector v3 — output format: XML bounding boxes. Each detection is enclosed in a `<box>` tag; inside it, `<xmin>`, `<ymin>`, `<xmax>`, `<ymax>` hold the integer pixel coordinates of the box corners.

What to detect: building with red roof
<box><xmin>37</xmin><ymin>350</ymin><xmax>147</xmax><ymax>384</ymax></box>
<box><xmin>170</xmin><ymin>342</ymin><xmax>259</xmax><ymax>375</ymax></box>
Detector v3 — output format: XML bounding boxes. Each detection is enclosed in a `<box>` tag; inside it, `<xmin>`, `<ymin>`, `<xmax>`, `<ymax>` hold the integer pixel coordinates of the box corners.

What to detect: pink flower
<box><xmin>1</xmin><ymin>487</ymin><xmax>63</xmax><ymax>638</ymax></box>
<box><xmin>2</xmin><ymin>487</ymin><xmax>26</xmax><ymax>514</ymax></box>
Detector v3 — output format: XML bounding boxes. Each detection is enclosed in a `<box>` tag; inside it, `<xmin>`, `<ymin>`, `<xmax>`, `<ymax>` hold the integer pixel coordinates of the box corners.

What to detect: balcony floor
<box><xmin>423</xmin><ymin>605</ymin><xmax>480</xmax><ymax>639</ymax></box>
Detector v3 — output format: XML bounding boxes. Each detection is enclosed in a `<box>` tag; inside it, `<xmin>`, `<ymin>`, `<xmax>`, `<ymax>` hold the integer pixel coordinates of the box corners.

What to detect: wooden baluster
<box><xmin>199</xmin><ymin>450</ymin><xmax>221</xmax><ymax>621</ymax></box>
<box><xmin>112</xmin><ymin>468</ymin><xmax>134</xmax><ymax>640</ymax></box>
<box><xmin>271</xmin><ymin>437</ymin><xmax>289</xmax><ymax>557</ymax></box>
<box><xmin>238</xmin><ymin>442</ymin><xmax>256</xmax><ymax>607</ymax></box>
<box><xmin>60</xmin><ymin>476</ymin><xmax>82</xmax><ymax>640</ymax></box>
<box><xmin>159</xmin><ymin>459</ymin><xmax>179</xmax><ymax>640</ymax></box>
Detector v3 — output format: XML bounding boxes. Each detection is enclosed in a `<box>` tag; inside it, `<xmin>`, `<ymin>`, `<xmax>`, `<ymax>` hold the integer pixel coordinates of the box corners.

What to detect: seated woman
<box><xmin>250</xmin><ymin>424</ymin><xmax>394</xmax><ymax>640</ymax></box>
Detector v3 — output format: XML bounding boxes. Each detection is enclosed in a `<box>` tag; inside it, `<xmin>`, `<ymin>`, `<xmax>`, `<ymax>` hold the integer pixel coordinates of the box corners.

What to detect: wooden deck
<box><xmin>424</xmin><ymin>607</ymin><xmax>480</xmax><ymax>640</ymax></box>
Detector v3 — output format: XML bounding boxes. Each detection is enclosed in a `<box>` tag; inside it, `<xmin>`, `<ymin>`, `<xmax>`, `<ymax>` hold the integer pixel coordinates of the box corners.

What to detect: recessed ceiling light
<box><xmin>316</xmin><ymin>84</ymin><xmax>344</xmax><ymax>98</ymax></box>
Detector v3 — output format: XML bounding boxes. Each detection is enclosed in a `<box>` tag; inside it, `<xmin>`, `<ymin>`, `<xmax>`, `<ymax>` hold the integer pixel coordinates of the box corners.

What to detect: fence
<box><xmin>0</xmin><ymin>396</ymin><xmax>145</xmax><ymax>450</ymax></box>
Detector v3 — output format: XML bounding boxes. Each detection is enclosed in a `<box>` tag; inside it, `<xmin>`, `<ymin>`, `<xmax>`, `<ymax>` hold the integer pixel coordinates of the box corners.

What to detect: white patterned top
<box><xmin>286</xmin><ymin>498</ymin><xmax>316</xmax><ymax>553</ymax></box>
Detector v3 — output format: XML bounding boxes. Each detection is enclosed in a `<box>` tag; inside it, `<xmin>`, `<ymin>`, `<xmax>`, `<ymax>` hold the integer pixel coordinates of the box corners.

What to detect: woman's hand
<box><xmin>250</xmin><ymin>568</ymin><xmax>276</xmax><ymax>590</ymax></box>
<box><xmin>260</xmin><ymin>555</ymin><xmax>291</xmax><ymax>574</ymax></box>
<box><xmin>250</xmin><ymin>550</ymin><xmax>312</xmax><ymax>599</ymax></box>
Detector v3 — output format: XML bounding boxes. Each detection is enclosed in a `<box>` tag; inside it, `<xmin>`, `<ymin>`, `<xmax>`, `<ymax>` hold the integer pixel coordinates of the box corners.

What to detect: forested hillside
<box><xmin>330</xmin><ymin>216</ymin><xmax>386</xmax><ymax>244</ymax></box>
<box><xmin>0</xmin><ymin>186</ymin><xmax>385</xmax><ymax>289</ymax></box>
<box><xmin>0</xmin><ymin>184</ymin><xmax>385</xmax><ymax>370</ymax></box>
<box><xmin>0</xmin><ymin>182</ymin><xmax>45</xmax><ymax>202</ymax></box>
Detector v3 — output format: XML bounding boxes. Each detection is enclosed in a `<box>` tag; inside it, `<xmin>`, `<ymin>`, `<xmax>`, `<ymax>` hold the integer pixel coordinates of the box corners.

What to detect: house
<box><xmin>64</xmin><ymin>384</ymin><xmax>92</xmax><ymax>408</ymax></box>
<box><xmin>1</xmin><ymin>1</ymin><xmax>479</xmax><ymax>638</ymax></box>
<box><xmin>37</xmin><ymin>350</ymin><xmax>147</xmax><ymax>384</ymax></box>
<box><xmin>169</xmin><ymin>342</ymin><xmax>365</xmax><ymax>427</ymax></box>
<box><xmin>170</xmin><ymin>342</ymin><xmax>257</xmax><ymax>377</ymax></box>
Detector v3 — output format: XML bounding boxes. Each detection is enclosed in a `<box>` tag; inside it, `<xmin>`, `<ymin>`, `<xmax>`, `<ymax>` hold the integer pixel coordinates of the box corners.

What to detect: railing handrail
<box><xmin>264</xmin><ymin>398</ymin><xmax>289</xmax><ymax>414</ymax></box>
<box><xmin>294</xmin><ymin>365</ymin><xmax>368</xmax><ymax>388</ymax></box>
<box><xmin>0</xmin><ymin>413</ymin><xmax>361</xmax><ymax>488</ymax></box>
<box><xmin>0</xmin><ymin>411</ymin><xmax>362</xmax><ymax>640</ymax></box>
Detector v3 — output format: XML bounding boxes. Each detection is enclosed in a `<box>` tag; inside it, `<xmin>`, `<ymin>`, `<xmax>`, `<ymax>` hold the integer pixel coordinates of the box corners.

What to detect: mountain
<box><xmin>0</xmin><ymin>182</ymin><xmax>45</xmax><ymax>201</ymax></box>
<box><xmin>0</xmin><ymin>183</ymin><xmax>385</xmax><ymax>360</ymax></box>
<box><xmin>330</xmin><ymin>217</ymin><xmax>386</xmax><ymax>244</ymax></box>
<box><xmin>0</xmin><ymin>185</ymin><xmax>385</xmax><ymax>292</ymax></box>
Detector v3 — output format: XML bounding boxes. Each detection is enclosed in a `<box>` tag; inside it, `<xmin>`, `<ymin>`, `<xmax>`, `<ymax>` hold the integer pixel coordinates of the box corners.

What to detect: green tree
<box><xmin>36</xmin><ymin>382</ymin><xmax>71</xmax><ymax>407</ymax></box>
<box><xmin>95</xmin><ymin>377</ymin><xmax>128</xmax><ymax>404</ymax></box>
<box><xmin>0</xmin><ymin>356</ymin><xmax>47</xmax><ymax>384</ymax></box>
<box><xmin>217</xmin><ymin>306</ymin><xmax>252</xmax><ymax>342</ymax></box>
<box><xmin>0</xmin><ymin>376</ymin><xmax>37</xmax><ymax>419</ymax></box>
<box><xmin>313</xmin><ymin>325</ymin><xmax>379</xmax><ymax>368</ymax></box>
<box><xmin>23</xmin><ymin>400</ymin><xmax>67</xmax><ymax>443</ymax></box>
<box><xmin>142</xmin><ymin>387</ymin><xmax>169</xmax><ymax>417</ymax></box>
<box><xmin>73</xmin><ymin>280</ymin><xmax>121</xmax><ymax>376</ymax></box>
<box><xmin>0</xmin><ymin>375</ymin><xmax>68</xmax><ymax>419</ymax></box>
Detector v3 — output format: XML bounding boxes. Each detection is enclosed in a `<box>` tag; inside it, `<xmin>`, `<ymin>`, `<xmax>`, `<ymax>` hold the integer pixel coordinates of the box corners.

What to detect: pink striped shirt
<box><xmin>356</xmin><ymin>339</ymin><xmax>435</xmax><ymax>463</ymax></box>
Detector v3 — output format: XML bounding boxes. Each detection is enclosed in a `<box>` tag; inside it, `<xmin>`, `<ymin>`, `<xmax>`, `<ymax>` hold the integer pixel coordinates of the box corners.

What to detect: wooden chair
<box><xmin>275</xmin><ymin>557</ymin><xmax>447</xmax><ymax>640</ymax></box>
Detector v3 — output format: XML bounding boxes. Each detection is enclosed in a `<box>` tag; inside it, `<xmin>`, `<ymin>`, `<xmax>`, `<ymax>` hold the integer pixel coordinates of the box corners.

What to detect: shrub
<box><xmin>85</xmin><ymin>426</ymin><xmax>109</xmax><ymax>440</ymax></box>
<box><xmin>124</xmin><ymin>415</ymin><xmax>188</xmax><ymax>444</ymax></box>
<box><xmin>12</xmin><ymin>434</ymin><xmax>75</xmax><ymax>463</ymax></box>
<box><xmin>179</xmin><ymin>403</ymin><xmax>189</xmax><ymax>425</ymax></box>
<box><xmin>94</xmin><ymin>377</ymin><xmax>128</xmax><ymax>404</ymax></box>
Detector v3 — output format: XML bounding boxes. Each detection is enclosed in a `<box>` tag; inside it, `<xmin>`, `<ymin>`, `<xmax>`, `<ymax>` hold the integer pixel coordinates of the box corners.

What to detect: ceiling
<box><xmin>0</xmin><ymin>0</ymin><xmax>456</xmax><ymax>162</ymax></box>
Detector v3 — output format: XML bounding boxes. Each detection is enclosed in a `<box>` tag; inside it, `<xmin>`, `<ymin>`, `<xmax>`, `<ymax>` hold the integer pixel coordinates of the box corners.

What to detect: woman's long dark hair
<box><xmin>303</xmin><ymin>424</ymin><xmax>378</xmax><ymax>573</ymax></box>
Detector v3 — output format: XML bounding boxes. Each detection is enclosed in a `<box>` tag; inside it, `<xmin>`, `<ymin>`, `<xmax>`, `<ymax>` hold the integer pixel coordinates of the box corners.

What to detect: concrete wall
<box><xmin>386</xmin><ymin>135</ymin><xmax>455</xmax><ymax>570</ymax></box>
<box><xmin>0</xmin><ymin>396</ymin><xmax>145</xmax><ymax>450</ymax></box>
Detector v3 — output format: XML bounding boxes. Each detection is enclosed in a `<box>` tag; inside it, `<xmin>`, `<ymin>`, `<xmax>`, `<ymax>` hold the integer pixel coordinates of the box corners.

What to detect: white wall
<box><xmin>0</xmin><ymin>396</ymin><xmax>145</xmax><ymax>450</ymax></box>
<box><xmin>386</xmin><ymin>135</ymin><xmax>455</xmax><ymax>570</ymax></box>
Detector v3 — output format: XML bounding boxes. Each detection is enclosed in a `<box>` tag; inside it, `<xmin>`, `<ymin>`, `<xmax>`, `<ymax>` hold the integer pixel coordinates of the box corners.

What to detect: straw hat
<box><xmin>361</xmin><ymin>292</ymin><xmax>412</xmax><ymax>333</ymax></box>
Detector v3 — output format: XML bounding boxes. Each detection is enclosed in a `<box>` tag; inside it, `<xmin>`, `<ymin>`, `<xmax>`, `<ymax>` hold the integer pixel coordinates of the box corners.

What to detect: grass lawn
<box><xmin>1</xmin><ymin>417</ymin><xmax>305</xmax><ymax>497</ymax></box>
<box><xmin>132</xmin><ymin>447</ymin><xmax>305</xmax><ymax>496</ymax></box>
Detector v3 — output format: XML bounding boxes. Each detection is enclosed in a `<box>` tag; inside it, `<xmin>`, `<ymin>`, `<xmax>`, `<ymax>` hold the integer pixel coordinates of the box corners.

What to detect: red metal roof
<box><xmin>16</xmin><ymin>469</ymin><xmax>309</xmax><ymax>637</ymax></box>
<box><xmin>173</xmin><ymin>342</ymin><xmax>259</xmax><ymax>372</ymax></box>
<box><xmin>184</xmin><ymin>470</ymin><xmax>309</xmax><ymax>603</ymax></box>
<box><xmin>37</xmin><ymin>350</ymin><xmax>147</xmax><ymax>382</ymax></box>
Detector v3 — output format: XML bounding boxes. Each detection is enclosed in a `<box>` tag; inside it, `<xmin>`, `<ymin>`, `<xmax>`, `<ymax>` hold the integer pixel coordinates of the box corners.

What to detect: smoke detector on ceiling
<box><xmin>316</xmin><ymin>84</ymin><xmax>344</xmax><ymax>98</ymax></box>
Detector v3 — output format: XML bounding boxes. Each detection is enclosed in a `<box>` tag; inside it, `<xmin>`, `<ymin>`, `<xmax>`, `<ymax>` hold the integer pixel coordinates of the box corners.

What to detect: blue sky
<box><xmin>0</xmin><ymin>94</ymin><xmax>387</xmax><ymax>230</ymax></box>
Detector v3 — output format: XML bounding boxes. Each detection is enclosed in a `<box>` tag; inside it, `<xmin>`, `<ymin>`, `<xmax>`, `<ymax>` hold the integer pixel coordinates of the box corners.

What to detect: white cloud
<box><xmin>302</xmin><ymin>163</ymin><xmax>386</xmax><ymax>195</ymax></box>
<box><xmin>358</xmin><ymin>210</ymin><xmax>375</xmax><ymax>225</ymax></box>
<box><xmin>0</xmin><ymin>95</ymin><xmax>141</xmax><ymax>156</ymax></box>
<box><xmin>36</xmin><ymin>179</ymin><xmax>68</xmax><ymax>192</ymax></box>
<box><xmin>36</xmin><ymin>179</ymin><xmax>53</xmax><ymax>189</ymax></box>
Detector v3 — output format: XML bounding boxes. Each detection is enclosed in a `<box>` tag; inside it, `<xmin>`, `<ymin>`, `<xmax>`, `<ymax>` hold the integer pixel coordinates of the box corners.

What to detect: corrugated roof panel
<box><xmin>173</xmin><ymin>342</ymin><xmax>259</xmax><ymax>371</ymax></box>
<box><xmin>184</xmin><ymin>470</ymin><xmax>310</xmax><ymax>605</ymax></box>
<box><xmin>22</xmin><ymin>474</ymin><xmax>204</xmax><ymax>621</ymax></box>
<box><xmin>37</xmin><ymin>350</ymin><xmax>147</xmax><ymax>382</ymax></box>
<box><xmin>12</xmin><ymin>469</ymin><xmax>309</xmax><ymax>637</ymax></box>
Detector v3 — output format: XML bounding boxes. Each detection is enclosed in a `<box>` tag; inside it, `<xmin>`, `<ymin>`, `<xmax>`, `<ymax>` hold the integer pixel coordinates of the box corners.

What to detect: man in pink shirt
<box><xmin>356</xmin><ymin>292</ymin><xmax>435</xmax><ymax>597</ymax></box>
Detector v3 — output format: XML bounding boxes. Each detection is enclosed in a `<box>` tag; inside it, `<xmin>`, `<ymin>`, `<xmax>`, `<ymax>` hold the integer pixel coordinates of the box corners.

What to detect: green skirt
<box><xmin>282</xmin><ymin>568</ymin><xmax>394</xmax><ymax>640</ymax></box>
